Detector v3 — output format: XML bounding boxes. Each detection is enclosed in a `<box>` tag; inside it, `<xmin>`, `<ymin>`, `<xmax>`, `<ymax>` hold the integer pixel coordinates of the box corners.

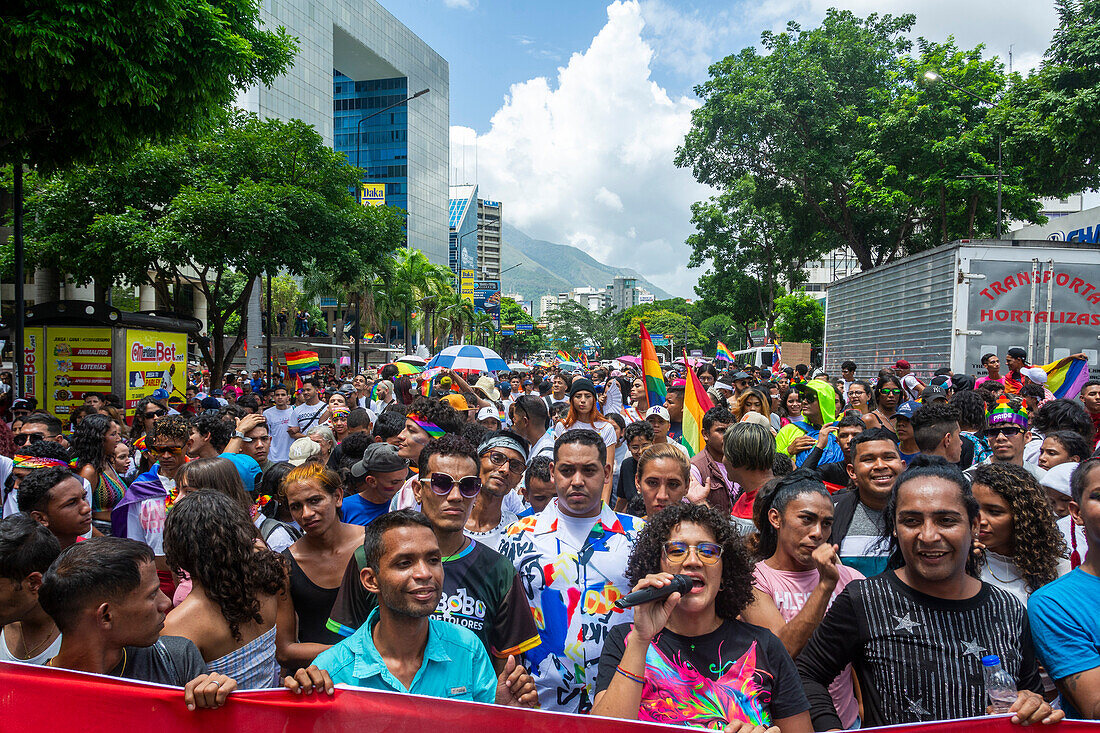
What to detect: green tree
<box><xmin>547</xmin><ymin>301</ymin><xmax>619</xmax><ymax>357</ymax></box>
<box><xmin>773</xmin><ymin>294</ymin><xmax>824</xmax><ymax>345</ymax></box>
<box><xmin>676</xmin><ymin>11</ymin><xmax>1042</xmax><ymax>271</ymax></box>
<box><xmin>389</xmin><ymin>248</ymin><xmax>454</xmax><ymax>353</ymax></box>
<box><xmin>2</xmin><ymin>0</ymin><xmax>295</xmax><ymax>172</ymax></box>
<box><xmin>699</xmin><ymin>315</ymin><xmax>736</xmax><ymax>350</ymax></box>
<box><xmin>619</xmin><ymin>311</ymin><xmax>705</xmax><ymax>356</ymax></box>
<box><xmin>497</xmin><ymin>297</ymin><xmax>544</xmax><ymax>358</ymax></box>
<box><xmin>19</xmin><ymin>111</ymin><xmax>405</xmax><ymax>377</ymax></box>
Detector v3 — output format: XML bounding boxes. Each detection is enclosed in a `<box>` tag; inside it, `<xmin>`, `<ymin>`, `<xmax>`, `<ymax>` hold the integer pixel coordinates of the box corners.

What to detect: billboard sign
<box><xmin>44</xmin><ymin>327</ymin><xmax>113</xmax><ymax>423</ymax></box>
<box><xmin>474</xmin><ymin>280</ymin><xmax>501</xmax><ymax>329</ymax></box>
<box><xmin>125</xmin><ymin>329</ymin><xmax>188</xmax><ymax>417</ymax></box>
<box><xmin>460</xmin><ymin>270</ymin><xmax>475</xmax><ymax>304</ymax></box>
<box><xmin>359</xmin><ymin>183</ymin><xmax>386</xmax><ymax>207</ymax></box>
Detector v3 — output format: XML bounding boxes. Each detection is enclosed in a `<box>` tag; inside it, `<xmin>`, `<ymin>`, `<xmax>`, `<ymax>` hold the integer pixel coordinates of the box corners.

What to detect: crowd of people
<box><xmin>1</xmin><ymin>348</ymin><xmax>1098</xmax><ymax>730</ymax></box>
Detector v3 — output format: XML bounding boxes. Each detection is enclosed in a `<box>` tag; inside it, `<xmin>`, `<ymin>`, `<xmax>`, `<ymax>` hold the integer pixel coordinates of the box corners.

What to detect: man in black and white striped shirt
<box><xmin>796</xmin><ymin>460</ymin><xmax>1062</xmax><ymax>729</ymax></box>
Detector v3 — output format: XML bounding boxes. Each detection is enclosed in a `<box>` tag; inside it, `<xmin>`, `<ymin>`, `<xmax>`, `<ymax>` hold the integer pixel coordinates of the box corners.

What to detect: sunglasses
<box><xmin>144</xmin><ymin>409</ymin><xmax>167</xmax><ymax>419</ymax></box>
<box><xmin>150</xmin><ymin>445</ymin><xmax>184</xmax><ymax>455</ymax></box>
<box><xmin>985</xmin><ymin>427</ymin><xmax>1022</xmax><ymax>437</ymax></box>
<box><xmin>663</xmin><ymin>541</ymin><xmax>723</xmax><ymax>565</ymax></box>
<box><xmin>14</xmin><ymin>433</ymin><xmax>45</xmax><ymax>446</ymax></box>
<box><xmin>878</xmin><ymin>388</ymin><xmax>902</xmax><ymax>396</ymax></box>
<box><xmin>488</xmin><ymin>450</ymin><xmax>525</xmax><ymax>475</ymax></box>
<box><xmin>428</xmin><ymin>472</ymin><xmax>482</xmax><ymax>498</ymax></box>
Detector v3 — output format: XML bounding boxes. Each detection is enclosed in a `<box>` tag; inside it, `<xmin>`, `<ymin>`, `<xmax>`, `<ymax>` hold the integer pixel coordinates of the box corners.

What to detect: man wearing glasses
<box><xmin>965</xmin><ymin>399</ymin><xmax>1046</xmax><ymax>483</ymax></box>
<box><xmin>14</xmin><ymin>414</ymin><xmax>66</xmax><ymax>450</ymax></box>
<box><xmin>498</xmin><ymin>429</ymin><xmax>642</xmax><ymax>713</ymax></box>
<box><xmin>325</xmin><ymin>436</ymin><xmax>540</xmax><ymax>703</ymax></box>
<box><xmin>465</xmin><ymin>432</ymin><xmax>529</xmax><ymax>549</ymax></box>
<box><xmin>111</xmin><ymin>415</ymin><xmax>191</xmax><ymax>585</ymax></box>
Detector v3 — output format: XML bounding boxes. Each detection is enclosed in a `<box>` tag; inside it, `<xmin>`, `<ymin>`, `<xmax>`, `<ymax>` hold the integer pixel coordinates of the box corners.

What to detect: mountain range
<box><xmin>498</xmin><ymin>223</ymin><xmax>672</xmax><ymax>316</ymax></box>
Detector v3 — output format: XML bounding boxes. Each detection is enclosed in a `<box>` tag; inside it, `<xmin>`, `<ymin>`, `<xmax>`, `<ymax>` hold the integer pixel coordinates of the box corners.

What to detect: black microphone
<box><xmin>614</xmin><ymin>574</ymin><xmax>694</xmax><ymax>610</ymax></box>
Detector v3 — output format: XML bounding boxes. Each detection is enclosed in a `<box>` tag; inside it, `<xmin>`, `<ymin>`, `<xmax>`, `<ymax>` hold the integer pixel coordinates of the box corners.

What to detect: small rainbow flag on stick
<box><xmin>285</xmin><ymin>350</ymin><xmax>320</xmax><ymax>376</ymax></box>
<box><xmin>639</xmin><ymin>322</ymin><xmax>666</xmax><ymax>412</ymax></box>
<box><xmin>715</xmin><ymin>341</ymin><xmax>733</xmax><ymax>362</ymax></box>
<box><xmin>681</xmin><ymin>350</ymin><xmax>715</xmax><ymax>456</ymax></box>
<box><xmin>1041</xmin><ymin>357</ymin><xmax>1090</xmax><ymax>399</ymax></box>
<box><xmin>579</xmin><ymin>351</ymin><xmax>590</xmax><ymax>368</ymax></box>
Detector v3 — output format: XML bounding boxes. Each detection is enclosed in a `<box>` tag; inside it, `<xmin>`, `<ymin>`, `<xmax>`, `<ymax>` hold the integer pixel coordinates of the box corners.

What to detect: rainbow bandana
<box><xmin>408</xmin><ymin>413</ymin><xmax>445</xmax><ymax>439</ymax></box>
<box><xmin>988</xmin><ymin>395</ymin><xmax>1028</xmax><ymax>429</ymax></box>
<box><xmin>13</xmin><ymin>455</ymin><xmax>78</xmax><ymax>470</ymax></box>
<box><xmin>331</xmin><ymin>407</ymin><xmax>350</xmax><ymax>419</ymax></box>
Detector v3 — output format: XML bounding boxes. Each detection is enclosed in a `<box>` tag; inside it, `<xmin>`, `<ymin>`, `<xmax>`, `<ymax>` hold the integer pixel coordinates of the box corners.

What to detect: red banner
<box><xmin>1</xmin><ymin>660</ymin><xmax>1097</xmax><ymax>733</ymax></box>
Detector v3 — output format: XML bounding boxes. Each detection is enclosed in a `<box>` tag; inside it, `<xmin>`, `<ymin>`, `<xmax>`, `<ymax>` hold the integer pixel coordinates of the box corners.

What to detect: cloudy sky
<box><xmin>382</xmin><ymin>0</ymin><xmax>1061</xmax><ymax>297</ymax></box>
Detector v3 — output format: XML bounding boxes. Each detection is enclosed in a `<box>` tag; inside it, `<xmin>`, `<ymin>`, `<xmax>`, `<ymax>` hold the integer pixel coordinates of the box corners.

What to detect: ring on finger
<box><xmin>208</xmin><ymin>679</ymin><xmax>222</xmax><ymax>687</ymax></box>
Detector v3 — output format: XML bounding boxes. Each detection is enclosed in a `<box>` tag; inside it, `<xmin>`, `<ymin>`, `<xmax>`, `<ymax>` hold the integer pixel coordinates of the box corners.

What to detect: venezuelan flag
<box><xmin>285</xmin><ymin>350</ymin><xmax>320</xmax><ymax>376</ymax></box>
<box><xmin>681</xmin><ymin>350</ymin><xmax>715</xmax><ymax>456</ymax></box>
<box><xmin>639</xmin><ymin>322</ymin><xmax>666</xmax><ymax>411</ymax></box>
<box><xmin>1042</xmin><ymin>357</ymin><xmax>1091</xmax><ymax>399</ymax></box>
<box><xmin>556</xmin><ymin>349</ymin><xmax>572</xmax><ymax>363</ymax></box>
<box><xmin>715</xmin><ymin>341</ymin><xmax>733</xmax><ymax>362</ymax></box>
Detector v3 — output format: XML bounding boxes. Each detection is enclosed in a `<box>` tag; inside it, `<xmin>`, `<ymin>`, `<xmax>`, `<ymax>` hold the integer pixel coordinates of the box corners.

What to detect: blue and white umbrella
<box><xmin>426</xmin><ymin>345</ymin><xmax>509</xmax><ymax>373</ymax></box>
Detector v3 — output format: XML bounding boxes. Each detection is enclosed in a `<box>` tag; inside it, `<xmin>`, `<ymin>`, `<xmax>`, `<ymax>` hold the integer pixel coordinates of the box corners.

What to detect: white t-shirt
<box><xmin>901</xmin><ymin>373</ymin><xmax>922</xmax><ymax>401</ymax></box>
<box><xmin>554</xmin><ymin>419</ymin><xmax>617</xmax><ymax>449</ymax></box>
<box><xmin>263</xmin><ymin>406</ymin><xmax>295</xmax><ymax>463</ymax></box>
<box><xmin>293</xmin><ymin>401</ymin><xmax>326</xmax><ymax>433</ymax></box>
<box><xmin>0</xmin><ymin>627</ymin><xmax>62</xmax><ymax>665</ymax></box>
<box><xmin>555</xmin><ymin>511</ymin><xmax>600</xmax><ymax>550</ymax></box>
<box><xmin>464</xmin><ymin>509</ymin><xmax>518</xmax><ymax>551</ymax></box>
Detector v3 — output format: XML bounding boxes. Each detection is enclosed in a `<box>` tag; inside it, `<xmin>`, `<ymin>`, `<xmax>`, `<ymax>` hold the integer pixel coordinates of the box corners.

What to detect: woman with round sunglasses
<box><xmin>592</xmin><ymin>503</ymin><xmax>813</xmax><ymax>733</ymax></box>
<box><xmin>863</xmin><ymin>376</ymin><xmax>903</xmax><ymax>434</ymax></box>
<box><xmin>275</xmin><ymin>463</ymin><xmax>364</xmax><ymax>666</ymax></box>
<box><xmin>71</xmin><ymin>413</ymin><xmax>125</xmax><ymax>532</ymax></box>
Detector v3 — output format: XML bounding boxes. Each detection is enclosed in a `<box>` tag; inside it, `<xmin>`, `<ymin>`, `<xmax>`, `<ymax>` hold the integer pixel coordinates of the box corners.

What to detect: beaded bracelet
<box><xmin>615</xmin><ymin>665</ymin><xmax>645</xmax><ymax>684</ymax></box>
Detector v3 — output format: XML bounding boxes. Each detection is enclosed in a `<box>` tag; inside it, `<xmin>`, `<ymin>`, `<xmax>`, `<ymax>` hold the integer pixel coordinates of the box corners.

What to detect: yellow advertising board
<box><xmin>460</xmin><ymin>269</ymin><xmax>475</xmax><ymax>304</ymax></box>
<box><xmin>359</xmin><ymin>183</ymin><xmax>386</xmax><ymax>207</ymax></box>
<box><xmin>44</xmin><ymin>327</ymin><xmax>113</xmax><ymax>423</ymax></box>
<box><xmin>125</xmin><ymin>329</ymin><xmax>188</xmax><ymax>417</ymax></box>
<box><xmin>20</xmin><ymin>327</ymin><xmax>45</xmax><ymax>405</ymax></box>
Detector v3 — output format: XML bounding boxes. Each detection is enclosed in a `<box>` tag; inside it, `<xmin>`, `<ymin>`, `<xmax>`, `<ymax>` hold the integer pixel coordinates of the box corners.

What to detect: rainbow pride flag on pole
<box><xmin>1041</xmin><ymin>357</ymin><xmax>1091</xmax><ymax>399</ymax></box>
<box><xmin>285</xmin><ymin>350</ymin><xmax>320</xmax><ymax>376</ymax></box>
<box><xmin>681</xmin><ymin>350</ymin><xmax>715</xmax><ymax>456</ymax></box>
<box><xmin>715</xmin><ymin>341</ymin><xmax>733</xmax><ymax>362</ymax></box>
<box><xmin>639</xmin><ymin>322</ymin><xmax>667</xmax><ymax>412</ymax></box>
<box><xmin>579</xmin><ymin>351</ymin><xmax>590</xmax><ymax>368</ymax></box>
<box><xmin>556</xmin><ymin>349</ymin><xmax>572</xmax><ymax>363</ymax></box>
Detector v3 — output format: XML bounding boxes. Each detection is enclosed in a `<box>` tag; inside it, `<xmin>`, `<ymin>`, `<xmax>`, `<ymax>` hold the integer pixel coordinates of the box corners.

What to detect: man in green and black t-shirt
<box><xmin>327</xmin><ymin>436</ymin><xmax>539</xmax><ymax>668</ymax></box>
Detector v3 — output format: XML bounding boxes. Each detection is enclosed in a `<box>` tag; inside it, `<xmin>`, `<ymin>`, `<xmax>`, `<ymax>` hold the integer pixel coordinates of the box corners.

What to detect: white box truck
<box><xmin>823</xmin><ymin>240</ymin><xmax>1100</xmax><ymax>382</ymax></box>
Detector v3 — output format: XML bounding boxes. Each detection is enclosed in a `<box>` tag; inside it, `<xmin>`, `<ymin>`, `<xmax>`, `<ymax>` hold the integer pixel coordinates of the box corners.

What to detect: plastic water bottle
<box><xmin>981</xmin><ymin>655</ymin><xmax>1017</xmax><ymax>714</ymax></box>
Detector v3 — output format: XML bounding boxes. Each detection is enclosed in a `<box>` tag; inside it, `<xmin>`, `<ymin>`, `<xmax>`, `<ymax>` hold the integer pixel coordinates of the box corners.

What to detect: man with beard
<box><xmin>314</xmin><ymin>508</ymin><xmax>535</xmax><ymax>705</ymax></box>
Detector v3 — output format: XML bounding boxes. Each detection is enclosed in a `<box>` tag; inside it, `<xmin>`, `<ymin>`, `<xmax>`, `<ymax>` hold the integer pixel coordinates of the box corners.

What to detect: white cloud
<box><xmin>442</xmin><ymin>0</ymin><xmax>477</xmax><ymax>10</ymax></box>
<box><xmin>450</xmin><ymin>0</ymin><xmax>707</xmax><ymax>297</ymax></box>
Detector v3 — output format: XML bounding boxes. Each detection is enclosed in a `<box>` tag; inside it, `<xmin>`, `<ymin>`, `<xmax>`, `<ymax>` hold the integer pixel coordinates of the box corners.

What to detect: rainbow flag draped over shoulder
<box><xmin>285</xmin><ymin>350</ymin><xmax>320</xmax><ymax>376</ymax></box>
<box><xmin>681</xmin><ymin>350</ymin><xmax>715</xmax><ymax>456</ymax></box>
<box><xmin>639</xmin><ymin>322</ymin><xmax>666</xmax><ymax>411</ymax></box>
<box><xmin>1041</xmin><ymin>357</ymin><xmax>1091</xmax><ymax>399</ymax></box>
<box><xmin>715</xmin><ymin>341</ymin><xmax>733</xmax><ymax>362</ymax></box>
<box><xmin>556</xmin><ymin>349</ymin><xmax>571</xmax><ymax>363</ymax></box>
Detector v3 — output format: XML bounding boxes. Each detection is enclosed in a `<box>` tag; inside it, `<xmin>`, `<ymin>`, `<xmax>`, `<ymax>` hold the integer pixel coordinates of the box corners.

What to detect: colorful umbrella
<box><xmin>507</xmin><ymin>362</ymin><xmax>532</xmax><ymax>372</ymax></box>
<box><xmin>426</xmin><ymin>345</ymin><xmax>509</xmax><ymax>373</ymax></box>
<box><xmin>614</xmin><ymin>355</ymin><xmax>642</xmax><ymax>367</ymax></box>
<box><xmin>384</xmin><ymin>361</ymin><xmax>425</xmax><ymax>375</ymax></box>
<box><xmin>396</xmin><ymin>355</ymin><xmax>428</xmax><ymax>365</ymax></box>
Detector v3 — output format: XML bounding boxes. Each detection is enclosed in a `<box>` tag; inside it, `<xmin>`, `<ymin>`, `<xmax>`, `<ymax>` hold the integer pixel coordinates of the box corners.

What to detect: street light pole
<box><xmin>355</xmin><ymin>88</ymin><xmax>429</xmax><ymax>203</ymax></box>
<box><xmin>923</xmin><ymin>70</ymin><xmax>1004</xmax><ymax>239</ymax></box>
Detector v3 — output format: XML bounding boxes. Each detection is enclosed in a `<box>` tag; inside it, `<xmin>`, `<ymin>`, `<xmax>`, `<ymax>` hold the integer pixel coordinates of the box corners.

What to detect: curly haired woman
<box><xmin>162</xmin><ymin>490</ymin><xmax>287</xmax><ymax>689</ymax></box>
<box><xmin>971</xmin><ymin>463</ymin><xmax>1068</xmax><ymax>607</ymax></box>
<box><xmin>591</xmin><ymin>503</ymin><xmax>813</xmax><ymax>733</ymax></box>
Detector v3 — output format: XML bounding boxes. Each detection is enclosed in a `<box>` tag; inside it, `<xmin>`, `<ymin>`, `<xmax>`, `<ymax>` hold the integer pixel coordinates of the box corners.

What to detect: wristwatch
<box><xmin>233</xmin><ymin>431</ymin><xmax>254</xmax><ymax>443</ymax></box>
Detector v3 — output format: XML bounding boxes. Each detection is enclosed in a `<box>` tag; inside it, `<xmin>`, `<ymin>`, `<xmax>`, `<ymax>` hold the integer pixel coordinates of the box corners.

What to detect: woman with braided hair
<box><xmin>971</xmin><ymin>463</ymin><xmax>1068</xmax><ymax>607</ymax></box>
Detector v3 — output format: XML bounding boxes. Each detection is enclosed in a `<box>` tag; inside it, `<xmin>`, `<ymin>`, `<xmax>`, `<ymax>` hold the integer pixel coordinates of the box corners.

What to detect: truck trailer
<box><xmin>823</xmin><ymin>240</ymin><xmax>1100</xmax><ymax>382</ymax></box>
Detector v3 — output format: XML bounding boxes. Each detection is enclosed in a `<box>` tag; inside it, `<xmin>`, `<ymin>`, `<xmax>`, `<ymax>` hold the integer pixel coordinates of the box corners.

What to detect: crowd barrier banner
<box><xmin>2</xmin><ymin>660</ymin><xmax>1098</xmax><ymax>733</ymax></box>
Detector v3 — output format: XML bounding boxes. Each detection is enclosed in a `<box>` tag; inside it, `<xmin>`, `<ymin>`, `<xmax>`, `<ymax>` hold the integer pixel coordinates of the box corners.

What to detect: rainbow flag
<box><xmin>681</xmin><ymin>350</ymin><xmax>715</xmax><ymax>456</ymax></box>
<box><xmin>285</xmin><ymin>350</ymin><xmax>320</xmax><ymax>376</ymax></box>
<box><xmin>1042</xmin><ymin>357</ymin><xmax>1091</xmax><ymax>399</ymax></box>
<box><xmin>715</xmin><ymin>341</ymin><xmax>733</xmax><ymax>362</ymax></box>
<box><xmin>556</xmin><ymin>349</ymin><xmax>572</xmax><ymax>363</ymax></box>
<box><xmin>579</xmin><ymin>351</ymin><xmax>590</xmax><ymax>368</ymax></box>
<box><xmin>639</xmin><ymin>322</ymin><xmax>667</xmax><ymax>411</ymax></box>
<box><xmin>294</xmin><ymin>374</ymin><xmax>305</xmax><ymax>393</ymax></box>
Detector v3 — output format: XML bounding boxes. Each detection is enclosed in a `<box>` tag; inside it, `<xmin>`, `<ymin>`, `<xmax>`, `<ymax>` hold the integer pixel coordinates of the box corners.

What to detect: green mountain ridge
<box><xmin>498</xmin><ymin>223</ymin><xmax>672</xmax><ymax>316</ymax></box>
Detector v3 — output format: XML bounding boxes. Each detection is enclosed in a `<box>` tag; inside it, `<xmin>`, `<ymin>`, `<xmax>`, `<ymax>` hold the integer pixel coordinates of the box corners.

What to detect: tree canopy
<box><xmin>17</xmin><ymin>110</ymin><xmax>406</xmax><ymax>377</ymax></box>
<box><xmin>1</xmin><ymin>0</ymin><xmax>296</xmax><ymax>171</ymax></box>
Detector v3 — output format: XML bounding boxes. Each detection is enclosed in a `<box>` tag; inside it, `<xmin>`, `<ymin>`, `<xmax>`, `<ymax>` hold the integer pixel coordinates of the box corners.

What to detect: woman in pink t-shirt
<box><xmin>741</xmin><ymin>474</ymin><xmax>864</xmax><ymax>729</ymax></box>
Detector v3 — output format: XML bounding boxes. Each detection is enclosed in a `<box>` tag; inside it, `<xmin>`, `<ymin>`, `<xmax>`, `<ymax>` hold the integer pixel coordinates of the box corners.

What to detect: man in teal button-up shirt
<box><xmin>312</xmin><ymin>507</ymin><xmax>497</xmax><ymax>701</ymax></box>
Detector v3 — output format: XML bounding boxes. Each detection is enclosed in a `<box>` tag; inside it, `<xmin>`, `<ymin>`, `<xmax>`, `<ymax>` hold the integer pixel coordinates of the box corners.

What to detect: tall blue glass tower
<box><xmin>332</xmin><ymin>71</ymin><xmax>409</xmax><ymax>214</ymax></box>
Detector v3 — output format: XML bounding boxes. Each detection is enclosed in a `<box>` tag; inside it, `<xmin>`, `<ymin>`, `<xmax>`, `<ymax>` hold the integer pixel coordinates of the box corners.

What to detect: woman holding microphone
<box><xmin>592</xmin><ymin>503</ymin><xmax>813</xmax><ymax>733</ymax></box>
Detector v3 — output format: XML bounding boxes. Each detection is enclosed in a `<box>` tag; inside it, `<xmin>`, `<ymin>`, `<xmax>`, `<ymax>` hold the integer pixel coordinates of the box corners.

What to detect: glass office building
<box><xmin>333</xmin><ymin>73</ymin><xmax>409</xmax><ymax>215</ymax></box>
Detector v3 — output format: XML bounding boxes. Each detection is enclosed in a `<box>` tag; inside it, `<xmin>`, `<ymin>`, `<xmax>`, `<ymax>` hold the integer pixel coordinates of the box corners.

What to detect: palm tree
<box><xmin>390</xmin><ymin>248</ymin><xmax>454</xmax><ymax>353</ymax></box>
